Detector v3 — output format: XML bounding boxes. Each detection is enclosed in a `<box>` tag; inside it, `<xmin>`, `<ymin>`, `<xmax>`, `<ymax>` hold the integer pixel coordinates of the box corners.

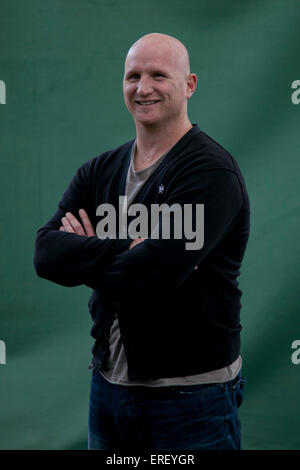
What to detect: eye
<box><xmin>128</xmin><ymin>74</ymin><xmax>139</xmax><ymax>81</ymax></box>
<box><xmin>153</xmin><ymin>72</ymin><xmax>165</xmax><ymax>78</ymax></box>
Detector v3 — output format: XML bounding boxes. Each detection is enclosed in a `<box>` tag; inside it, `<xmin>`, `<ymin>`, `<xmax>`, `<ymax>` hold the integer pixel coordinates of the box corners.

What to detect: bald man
<box><xmin>34</xmin><ymin>33</ymin><xmax>250</xmax><ymax>450</ymax></box>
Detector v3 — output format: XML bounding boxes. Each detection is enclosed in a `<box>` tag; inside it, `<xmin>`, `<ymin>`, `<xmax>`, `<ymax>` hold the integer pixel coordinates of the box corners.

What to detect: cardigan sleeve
<box><xmin>85</xmin><ymin>169</ymin><xmax>247</xmax><ymax>291</ymax></box>
<box><xmin>33</xmin><ymin>161</ymin><xmax>131</xmax><ymax>287</ymax></box>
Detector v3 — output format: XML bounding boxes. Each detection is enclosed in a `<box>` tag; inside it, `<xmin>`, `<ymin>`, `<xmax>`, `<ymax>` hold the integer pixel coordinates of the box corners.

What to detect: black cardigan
<box><xmin>34</xmin><ymin>125</ymin><xmax>250</xmax><ymax>380</ymax></box>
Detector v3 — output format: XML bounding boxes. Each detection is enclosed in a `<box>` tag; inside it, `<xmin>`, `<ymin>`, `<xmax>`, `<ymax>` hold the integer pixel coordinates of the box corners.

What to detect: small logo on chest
<box><xmin>158</xmin><ymin>184</ymin><xmax>165</xmax><ymax>194</ymax></box>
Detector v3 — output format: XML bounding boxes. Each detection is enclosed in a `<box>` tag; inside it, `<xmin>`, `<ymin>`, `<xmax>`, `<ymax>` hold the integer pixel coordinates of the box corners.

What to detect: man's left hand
<box><xmin>60</xmin><ymin>209</ymin><xmax>96</xmax><ymax>237</ymax></box>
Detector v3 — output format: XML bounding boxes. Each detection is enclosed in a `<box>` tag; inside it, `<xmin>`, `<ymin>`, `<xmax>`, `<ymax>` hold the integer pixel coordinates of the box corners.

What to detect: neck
<box><xmin>134</xmin><ymin>117</ymin><xmax>193</xmax><ymax>164</ymax></box>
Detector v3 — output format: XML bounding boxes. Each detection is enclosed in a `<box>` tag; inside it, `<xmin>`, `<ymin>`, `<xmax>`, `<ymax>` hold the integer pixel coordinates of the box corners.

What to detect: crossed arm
<box><xmin>59</xmin><ymin>209</ymin><xmax>144</xmax><ymax>250</ymax></box>
<box><xmin>34</xmin><ymin>166</ymin><xmax>242</xmax><ymax>292</ymax></box>
<box><xmin>59</xmin><ymin>209</ymin><xmax>195</xmax><ymax>266</ymax></box>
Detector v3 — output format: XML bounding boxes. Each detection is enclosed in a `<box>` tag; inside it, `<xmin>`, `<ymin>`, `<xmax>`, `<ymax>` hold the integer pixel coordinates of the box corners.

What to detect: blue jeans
<box><xmin>88</xmin><ymin>367</ymin><xmax>246</xmax><ymax>450</ymax></box>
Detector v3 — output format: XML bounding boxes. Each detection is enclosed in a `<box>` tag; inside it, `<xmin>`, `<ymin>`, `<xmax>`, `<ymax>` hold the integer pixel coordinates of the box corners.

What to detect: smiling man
<box><xmin>123</xmin><ymin>34</ymin><xmax>194</xmax><ymax>146</ymax></box>
<box><xmin>34</xmin><ymin>33</ymin><xmax>250</xmax><ymax>450</ymax></box>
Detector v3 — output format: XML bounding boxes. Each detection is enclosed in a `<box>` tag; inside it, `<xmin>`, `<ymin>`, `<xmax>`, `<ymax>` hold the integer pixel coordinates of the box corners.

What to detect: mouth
<box><xmin>135</xmin><ymin>100</ymin><xmax>160</xmax><ymax>106</ymax></box>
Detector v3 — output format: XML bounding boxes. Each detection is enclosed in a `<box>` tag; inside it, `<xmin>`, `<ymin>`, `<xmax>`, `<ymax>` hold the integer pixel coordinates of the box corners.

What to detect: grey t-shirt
<box><xmin>99</xmin><ymin>141</ymin><xmax>242</xmax><ymax>386</ymax></box>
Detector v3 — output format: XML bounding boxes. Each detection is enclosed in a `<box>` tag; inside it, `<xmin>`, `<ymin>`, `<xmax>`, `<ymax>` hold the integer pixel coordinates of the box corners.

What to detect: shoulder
<box><xmin>168</xmin><ymin>127</ymin><xmax>247</xmax><ymax>191</ymax></box>
<box><xmin>165</xmin><ymin>127</ymin><xmax>249</xmax><ymax>205</ymax></box>
<box><xmin>184</xmin><ymin>127</ymin><xmax>239</xmax><ymax>173</ymax></box>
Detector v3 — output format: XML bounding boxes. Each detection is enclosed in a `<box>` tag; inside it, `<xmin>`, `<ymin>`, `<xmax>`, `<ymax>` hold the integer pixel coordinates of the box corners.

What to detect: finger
<box><xmin>129</xmin><ymin>238</ymin><xmax>145</xmax><ymax>249</ymax></box>
<box><xmin>65</xmin><ymin>212</ymin><xmax>86</xmax><ymax>236</ymax></box>
<box><xmin>79</xmin><ymin>209</ymin><xmax>95</xmax><ymax>237</ymax></box>
<box><xmin>129</xmin><ymin>240</ymin><xmax>137</xmax><ymax>249</ymax></box>
<box><xmin>133</xmin><ymin>238</ymin><xmax>145</xmax><ymax>244</ymax></box>
<box><xmin>61</xmin><ymin>216</ymin><xmax>75</xmax><ymax>233</ymax></box>
<box><xmin>59</xmin><ymin>226</ymin><xmax>65</xmax><ymax>231</ymax></box>
<box><xmin>194</xmin><ymin>266</ymin><xmax>198</xmax><ymax>270</ymax></box>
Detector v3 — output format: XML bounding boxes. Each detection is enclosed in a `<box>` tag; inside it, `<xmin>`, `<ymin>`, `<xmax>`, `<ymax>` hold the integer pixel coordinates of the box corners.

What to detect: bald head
<box><xmin>123</xmin><ymin>32</ymin><xmax>197</xmax><ymax>130</ymax></box>
<box><xmin>125</xmin><ymin>33</ymin><xmax>191</xmax><ymax>78</ymax></box>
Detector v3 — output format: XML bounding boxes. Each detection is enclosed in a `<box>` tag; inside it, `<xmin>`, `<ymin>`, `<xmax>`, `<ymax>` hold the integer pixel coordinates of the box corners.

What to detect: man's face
<box><xmin>123</xmin><ymin>40</ymin><xmax>191</xmax><ymax>127</ymax></box>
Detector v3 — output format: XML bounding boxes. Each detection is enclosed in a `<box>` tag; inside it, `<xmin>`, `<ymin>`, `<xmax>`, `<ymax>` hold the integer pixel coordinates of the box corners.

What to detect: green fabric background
<box><xmin>0</xmin><ymin>0</ymin><xmax>299</xmax><ymax>450</ymax></box>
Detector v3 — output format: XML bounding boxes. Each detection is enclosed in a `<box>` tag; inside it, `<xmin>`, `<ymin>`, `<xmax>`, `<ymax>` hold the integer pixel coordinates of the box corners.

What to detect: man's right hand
<box><xmin>129</xmin><ymin>237</ymin><xmax>198</xmax><ymax>270</ymax></box>
<box><xmin>129</xmin><ymin>238</ymin><xmax>145</xmax><ymax>249</ymax></box>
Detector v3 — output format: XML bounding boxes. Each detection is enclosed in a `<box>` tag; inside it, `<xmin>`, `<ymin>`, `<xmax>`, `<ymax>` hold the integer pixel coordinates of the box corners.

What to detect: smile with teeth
<box><xmin>136</xmin><ymin>100</ymin><xmax>159</xmax><ymax>105</ymax></box>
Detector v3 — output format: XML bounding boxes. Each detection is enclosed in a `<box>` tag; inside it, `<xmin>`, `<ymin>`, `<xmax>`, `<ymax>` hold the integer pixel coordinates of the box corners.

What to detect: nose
<box><xmin>137</xmin><ymin>76</ymin><xmax>153</xmax><ymax>96</ymax></box>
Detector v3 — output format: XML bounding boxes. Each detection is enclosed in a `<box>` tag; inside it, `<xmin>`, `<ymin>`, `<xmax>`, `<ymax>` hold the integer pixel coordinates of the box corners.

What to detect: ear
<box><xmin>186</xmin><ymin>73</ymin><xmax>197</xmax><ymax>99</ymax></box>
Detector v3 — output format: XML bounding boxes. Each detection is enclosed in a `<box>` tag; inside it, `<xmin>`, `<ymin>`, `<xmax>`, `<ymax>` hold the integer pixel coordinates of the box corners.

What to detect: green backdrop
<box><xmin>0</xmin><ymin>0</ymin><xmax>299</xmax><ymax>450</ymax></box>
